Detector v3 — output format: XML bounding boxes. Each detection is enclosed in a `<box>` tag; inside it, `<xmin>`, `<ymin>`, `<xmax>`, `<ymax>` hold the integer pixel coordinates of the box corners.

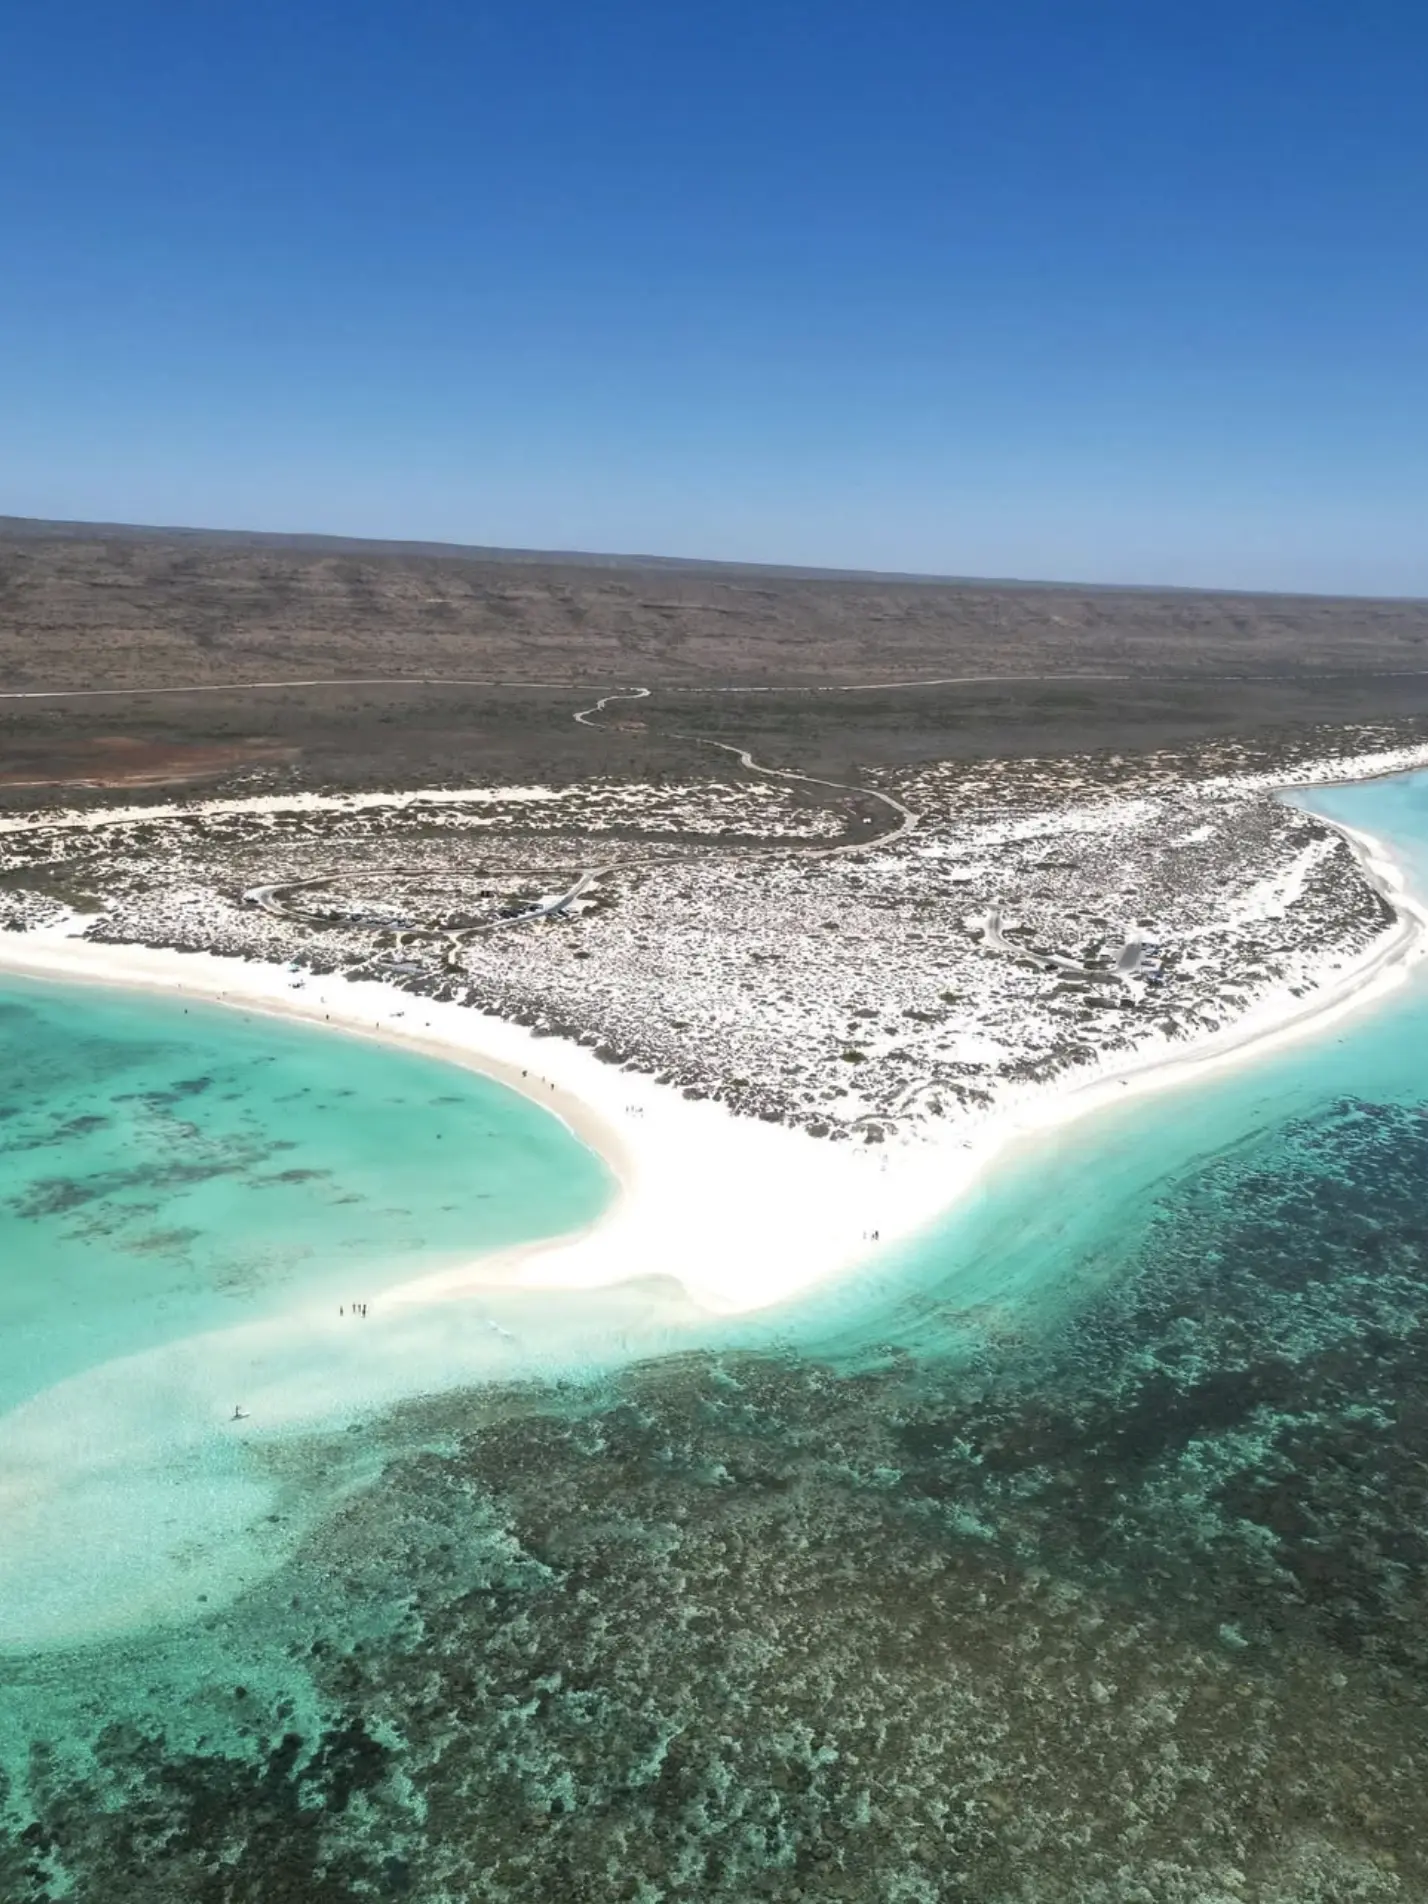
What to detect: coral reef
<box><xmin>5</xmin><ymin>1091</ymin><xmax>1428</xmax><ymax>1900</ymax></box>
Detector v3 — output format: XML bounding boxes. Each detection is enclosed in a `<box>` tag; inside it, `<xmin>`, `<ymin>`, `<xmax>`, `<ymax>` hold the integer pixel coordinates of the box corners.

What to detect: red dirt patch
<box><xmin>0</xmin><ymin>736</ymin><xmax>297</xmax><ymax>789</ymax></box>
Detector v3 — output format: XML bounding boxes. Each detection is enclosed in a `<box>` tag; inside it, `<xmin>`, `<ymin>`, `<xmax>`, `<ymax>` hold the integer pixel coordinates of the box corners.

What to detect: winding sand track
<box><xmin>14</xmin><ymin>667</ymin><xmax>1428</xmax><ymax>706</ymax></box>
<box><xmin>229</xmin><ymin>677</ymin><xmax>920</xmax><ymax>951</ymax></box>
<box><xmin>572</xmin><ymin>685</ymin><xmax>652</xmax><ymax>725</ymax></box>
<box><xmin>669</xmin><ymin>731</ymin><xmax>916</xmax><ymax>858</ymax></box>
<box><xmin>571</xmin><ymin>678</ymin><xmax>918</xmax><ymax>855</ymax></box>
<box><xmin>571</xmin><ymin>678</ymin><xmax>919</xmax><ymax>856</ymax></box>
<box><xmin>0</xmin><ymin>670</ymin><xmax>1137</xmax><ymax>702</ymax></box>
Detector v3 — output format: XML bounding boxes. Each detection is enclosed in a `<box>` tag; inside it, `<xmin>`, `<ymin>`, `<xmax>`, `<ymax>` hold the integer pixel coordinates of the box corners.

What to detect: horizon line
<box><xmin>3</xmin><ymin>511</ymin><xmax>1424</xmax><ymax>608</ymax></box>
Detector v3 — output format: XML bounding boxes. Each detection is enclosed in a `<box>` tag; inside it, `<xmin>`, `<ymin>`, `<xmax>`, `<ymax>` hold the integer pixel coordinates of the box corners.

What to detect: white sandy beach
<box><xmin>0</xmin><ymin>802</ymin><xmax>1422</xmax><ymax>1327</ymax></box>
<box><xmin>0</xmin><ymin>789</ymin><xmax>1424</xmax><ymax>1648</ymax></box>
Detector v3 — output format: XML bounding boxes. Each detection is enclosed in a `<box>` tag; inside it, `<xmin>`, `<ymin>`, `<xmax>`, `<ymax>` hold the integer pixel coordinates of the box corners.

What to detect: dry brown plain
<box><xmin>4</xmin><ymin>515</ymin><xmax>1428</xmax><ymax>803</ymax></box>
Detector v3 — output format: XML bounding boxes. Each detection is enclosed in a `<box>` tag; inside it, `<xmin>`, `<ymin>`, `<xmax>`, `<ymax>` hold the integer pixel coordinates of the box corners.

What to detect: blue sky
<box><xmin>2</xmin><ymin>1</ymin><xmax>1425</xmax><ymax>592</ymax></box>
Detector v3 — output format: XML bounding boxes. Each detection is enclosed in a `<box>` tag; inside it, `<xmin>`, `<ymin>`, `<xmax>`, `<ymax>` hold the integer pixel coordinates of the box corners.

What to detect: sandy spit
<box><xmin>0</xmin><ymin>797</ymin><xmax>1422</xmax><ymax>1321</ymax></box>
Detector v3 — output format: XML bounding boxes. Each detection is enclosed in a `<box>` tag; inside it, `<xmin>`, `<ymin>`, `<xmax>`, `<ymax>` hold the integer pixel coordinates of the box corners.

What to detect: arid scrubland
<box><xmin>2</xmin><ymin>722</ymin><xmax>1421</xmax><ymax>1141</ymax></box>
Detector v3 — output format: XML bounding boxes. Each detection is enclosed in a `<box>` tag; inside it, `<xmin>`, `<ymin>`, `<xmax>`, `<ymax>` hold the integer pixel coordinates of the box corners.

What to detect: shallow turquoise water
<box><xmin>0</xmin><ymin>975</ymin><xmax>612</xmax><ymax>1417</ymax></box>
<box><xmin>1307</xmin><ymin>763</ymin><xmax>1428</xmax><ymax>891</ymax></box>
<box><xmin>775</xmin><ymin>968</ymin><xmax>1428</xmax><ymax>1366</ymax></box>
<box><xmin>6</xmin><ymin>775</ymin><xmax>1428</xmax><ymax>1899</ymax></box>
<box><xmin>0</xmin><ymin>975</ymin><xmax>620</xmax><ymax>1652</ymax></box>
<box><xmin>749</xmin><ymin>770</ymin><xmax>1428</xmax><ymax>1369</ymax></box>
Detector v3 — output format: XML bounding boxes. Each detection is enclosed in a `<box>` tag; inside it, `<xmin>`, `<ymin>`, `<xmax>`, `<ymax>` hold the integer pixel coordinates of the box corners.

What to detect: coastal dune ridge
<box><xmin>0</xmin><ymin>747</ymin><xmax>1424</xmax><ymax>1327</ymax></box>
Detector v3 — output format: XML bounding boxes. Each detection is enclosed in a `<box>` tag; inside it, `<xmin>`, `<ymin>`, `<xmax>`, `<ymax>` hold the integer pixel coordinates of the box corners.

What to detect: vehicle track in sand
<box><xmin>11</xmin><ymin>665</ymin><xmax>1428</xmax><ymax>705</ymax></box>
<box><xmin>569</xmin><ymin>680</ymin><xmax>914</xmax><ymax>858</ymax></box>
<box><xmin>0</xmin><ymin>671</ymin><xmax>1133</xmax><ymax>702</ymax></box>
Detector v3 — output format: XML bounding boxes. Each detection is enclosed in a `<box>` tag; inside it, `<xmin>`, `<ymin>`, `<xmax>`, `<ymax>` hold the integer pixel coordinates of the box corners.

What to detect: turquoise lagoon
<box><xmin>0</xmin><ymin>978</ymin><xmax>617</xmax><ymax>1651</ymax></box>
<box><xmin>5</xmin><ymin>772</ymin><xmax>1428</xmax><ymax>1899</ymax></box>
<box><xmin>0</xmin><ymin>975</ymin><xmax>614</xmax><ymax>1419</ymax></box>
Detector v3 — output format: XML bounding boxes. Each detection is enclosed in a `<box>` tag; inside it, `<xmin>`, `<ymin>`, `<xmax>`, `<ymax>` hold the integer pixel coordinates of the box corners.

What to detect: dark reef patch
<box><xmin>0</xmin><ymin>1111</ymin><xmax>111</xmax><ymax>1156</ymax></box>
<box><xmin>4</xmin><ymin>1096</ymin><xmax>1428</xmax><ymax>1900</ymax></box>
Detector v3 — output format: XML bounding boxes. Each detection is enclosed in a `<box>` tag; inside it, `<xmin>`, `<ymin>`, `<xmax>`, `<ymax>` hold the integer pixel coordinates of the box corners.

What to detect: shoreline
<box><xmin>0</xmin><ymin>782</ymin><xmax>1424</xmax><ymax>1322</ymax></box>
<box><xmin>1</xmin><ymin>770</ymin><xmax>1424</xmax><ymax>1654</ymax></box>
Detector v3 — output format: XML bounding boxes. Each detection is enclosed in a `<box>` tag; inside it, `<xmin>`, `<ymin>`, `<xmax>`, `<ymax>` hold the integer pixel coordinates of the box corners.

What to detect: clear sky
<box><xmin>3</xmin><ymin>1</ymin><xmax>1425</xmax><ymax>593</ymax></box>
